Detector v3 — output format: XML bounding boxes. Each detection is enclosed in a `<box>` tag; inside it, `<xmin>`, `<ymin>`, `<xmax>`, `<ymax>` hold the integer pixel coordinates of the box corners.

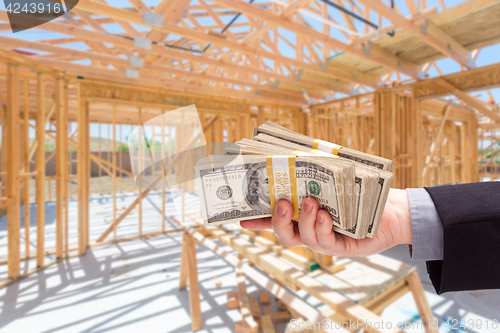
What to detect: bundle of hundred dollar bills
<box><xmin>195</xmin><ymin>121</ymin><xmax>394</xmax><ymax>239</ymax></box>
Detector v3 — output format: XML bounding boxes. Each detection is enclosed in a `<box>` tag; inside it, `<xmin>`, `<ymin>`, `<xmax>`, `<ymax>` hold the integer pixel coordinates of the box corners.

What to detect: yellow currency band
<box><xmin>266</xmin><ymin>155</ymin><xmax>299</xmax><ymax>220</ymax></box>
<box><xmin>310</xmin><ymin>149</ymin><xmax>339</xmax><ymax>158</ymax></box>
<box><xmin>291</xmin><ymin>149</ymin><xmax>338</xmax><ymax>158</ymax></box>
<box><xmin>312</xmin><ymin>139</ymin><xmax>342</xmax><ymax>156</ymax></box>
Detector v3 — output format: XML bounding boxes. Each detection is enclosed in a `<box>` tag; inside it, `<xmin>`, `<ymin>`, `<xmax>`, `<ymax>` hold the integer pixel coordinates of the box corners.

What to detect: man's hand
<box><xmin>239</xmin><ymin>189</ymin><xmax>412</xmax><ymax>257</ymax></box>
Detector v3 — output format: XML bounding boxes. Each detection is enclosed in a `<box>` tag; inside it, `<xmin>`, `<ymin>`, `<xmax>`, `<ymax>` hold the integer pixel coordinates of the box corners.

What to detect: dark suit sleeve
<box><xmin>424</xmin><ymin>182</ymin><xmax>500</xmax><ymax>294</ymax></box>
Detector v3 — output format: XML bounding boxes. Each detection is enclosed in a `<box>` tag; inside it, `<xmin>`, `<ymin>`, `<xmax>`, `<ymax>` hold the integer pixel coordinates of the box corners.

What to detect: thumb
<box><xmin>271</xmin><ymin>200</ymin><xmax>303</xmax><ymax>247</ymax></box>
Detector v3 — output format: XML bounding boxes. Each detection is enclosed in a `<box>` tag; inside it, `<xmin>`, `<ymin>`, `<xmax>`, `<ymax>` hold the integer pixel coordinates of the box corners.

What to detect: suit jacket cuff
<box><xmin>406</xmin><ymin>188</ymin><xmax>444</xmax><ymax>261</ymax></box>
<box><xmin>425</xmin><ymin>182</ymin><xmax>500</xmax><ymax>294</ymax></box>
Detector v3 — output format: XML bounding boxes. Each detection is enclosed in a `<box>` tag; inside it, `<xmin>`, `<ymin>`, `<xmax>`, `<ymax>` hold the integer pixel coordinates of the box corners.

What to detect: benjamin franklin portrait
<box><xmin>244</xmin><ymin>163</ymin><xmax>271</xmax><ymax>213</ymax></box>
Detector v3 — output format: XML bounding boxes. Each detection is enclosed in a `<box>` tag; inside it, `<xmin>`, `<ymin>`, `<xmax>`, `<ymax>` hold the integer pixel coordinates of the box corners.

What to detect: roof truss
<box><xmin>0</xmin><ymin>0</ymin><xmax>498</xmax><ymax>122</ymax></box>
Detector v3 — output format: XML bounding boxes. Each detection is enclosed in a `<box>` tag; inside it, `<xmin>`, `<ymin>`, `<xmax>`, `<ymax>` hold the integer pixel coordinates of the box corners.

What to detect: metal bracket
<box><xmin>143</xmin><ymin>10</ymin><xmax>163</xmax><ymax>28</ymax></box>
<box><xmin>134</xmin><ymin>36</ymin><xmax>152</xmax><ymax>51</ymax></box>
<box><xmin>130</xmin><ymin>56</ymin><xmax>145</xmax><ymax>68</ymax></box>
<box><xmin>126</xmin><ymin>68</ymin><xmax>139</xmax><ymax>79</ymax></box>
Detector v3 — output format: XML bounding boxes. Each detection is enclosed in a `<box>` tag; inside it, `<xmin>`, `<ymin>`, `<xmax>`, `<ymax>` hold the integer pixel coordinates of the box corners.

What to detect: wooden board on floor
<box><xmin>309</xmin><ymin>255</ymin><xmax>416</xmax><ymax>306</ymax></box>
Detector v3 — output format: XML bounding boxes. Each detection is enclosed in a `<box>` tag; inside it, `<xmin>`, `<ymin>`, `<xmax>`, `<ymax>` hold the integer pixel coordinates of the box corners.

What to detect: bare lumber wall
<box><xmin>308</xmin><ymin>94</ymin><xmax>375</xmax><ymax>154</ymax></box>
<box><xmin>0</xmin><ymin>61</ymin><xmax>84</xmax><ymax>281</ymax></box>
<box><xmin>77</xmin><ymin>80</ymin><xmax>304</xmax><ymax>246</ymax></box>
<box><xmin>310</xmin><ymin>90</ymin><xmax>479</xmax><ymax>188</ymax></box>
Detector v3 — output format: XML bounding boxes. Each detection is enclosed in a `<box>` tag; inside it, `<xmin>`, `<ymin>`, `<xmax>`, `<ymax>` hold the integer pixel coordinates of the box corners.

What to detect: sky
<box><xmin>0</xmin><ymin>0</ymin><xmax>498</xmax><ymax>143</ymax></box>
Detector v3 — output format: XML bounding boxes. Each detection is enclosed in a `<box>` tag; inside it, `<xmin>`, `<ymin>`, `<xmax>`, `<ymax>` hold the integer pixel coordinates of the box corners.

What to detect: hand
<box><xmin>239</xmin><ymin>189</ymin><xmax>412</xmax><ymax>257</ymax></box>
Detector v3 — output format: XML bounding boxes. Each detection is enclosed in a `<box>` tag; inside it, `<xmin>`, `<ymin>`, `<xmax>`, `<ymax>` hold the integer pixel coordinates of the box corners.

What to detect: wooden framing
<box><xmin>0</xmin><ymin>43</ymin><xmax>494</xmax><ymax>285</ymax></box>
<box><xmin>77</xmin><ymin>85</ymin><xmax>90</xmax><ymax>254</ymax></box>
<box><xmin>236</xmin><ymin>268</ymin><xmax>259</xmax><ymax>333</ymax></box>
<box><xmin>311</xmin><ymin>89</ymin><xmax>479</xmax><ymax>188</ymax></box>
<box><xmin>179</xmin><ymin>232</ymin><xmax>202</xmax><ymax>331</ymax></box>
<box><xmin>55</xmin><ymin>78</ymin><xmax>66</xmax><ymax>259</ymax></box>
<box><xmin>174</xmin><ymin>214</ymin><xmax>439</xmax><ymax>333</ymax></box>
<box><xmin>6</xmin><ymin>63</ymin><xmax>20</xmax><ymax>279</ymax></box>
<box><xmin>36</xmin><ymin>72</ymin><xmax>45</xmax><ymax>267</ymax></box>
<box><xmin>0</xmin><ymin>55</ymin><xmax>304</xmax><ymax>279</ymax></box>
<box><xmin>0</xmin><ymin>0</ymin><xmax>496</xmax><ymax>106</ymax></box>
<box><xmin>0</xmin><ymin>5</ymin><xmax>498</xmax><ymax>332</ymax></box>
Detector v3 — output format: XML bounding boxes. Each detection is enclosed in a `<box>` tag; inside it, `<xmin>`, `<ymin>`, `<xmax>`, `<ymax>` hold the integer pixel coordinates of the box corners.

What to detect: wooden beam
<box><xmin>434</xmin><ymin>77</ymin><xmax>500</xmax><ymax>124</ymax></box>
<box><xmin>411</xmin><ymin>63</ymin><xmax>500</xmax><ymax>99</ymax></box>
<box><xmin>208</xmin><ymin>0</ymin><xmax>422</xmax><ymax>80</ymax></box>
<box><xmin>422</xmin><ymin>103</ymin><xmax>450</xmax><ymax>178</ymax></box>
<box><xmin>68</xmin><ymin>1</ymin><xmax>381</xmax><ymax>87</ymax></box>
<box><xmin>59</xmin><ymin>11</ymin><xmax>117</xmax><ymax>69</ymax></box>
<box><xmin>6</xmin><ymin>64</ymin><xmax>21</xmax><ymax>279</ymax></box>
<box><xmin>0</xmin><ymin>36</ymin><xmax>318</xmax><ymax>100</ymax></box>
<box><xmin>0</xmin><ymin>13</ymin><xmax>336</xmax><ymax>96</ymax></box>
<box><xmin>405</xmin><ymin>0</ymin><xmax>418</xmax><ymax>14</ymax></box>
<box><xmin>350</xmin><ymin>7</ymin><xmax>437</xmax><ymax>47</ymax></box>
<box><xmin>407</xmin><ymin>272</ymin><xmax>439</xmax><ymax>333</ymax></box>
<box><xmin>332</xmin><ymin>0</ymin><xmax>357</xmax><ymax>35</ymax></box>
<box><xmin>38</xmin><ymin>58</ymin><xmax>305</xmax><ymax>106</ymax></box>
<box><xmin>73</xmin><ymin>6</ymin><xmax>135</xmax><ymax>56</ymax></box>
<box><xmin>198</xmin><ymin>0</ymin><xmax>238</xmax><ymax>42</ymax></box>
<box><xmin>55</xmin><ymin>78</ymin><xmax>66</xmax><ymax>258</ymax></box>
<box><xmin>77</xmin><ymin>87</ymin><xmax>89</xmax><ymax>254</ymax></box>
<box><xmin>0</xmin><ymin>48</ymin><xmax>60</xmax><ymax>77</ymax></box>
<box><xmin>36</xmin><ymin>72</ymin><xmax>45</xmax><ymax>267</ymax></box>
<box><xmin>63</xmin><ymin>80</ymin><xmax>70</xmax><ymax>257</ymax></box>
<box><xmin>26</xmin><ymin>103</ymin><xmax>56</xmax><ymax>162</ymax></box>
<box><xmin>112</xmin><ymin>104</ymin><xmax>117</xmax><ymax>240</ymax></box>
<box><xmin>162</xmin><ymin>0</ymin><xmax>191</xmax><ymax>22</ymax></box>
<box><xmin>85</xmin><ymin>99</ymin><xmax>90</xmax><ymax>246</ymax></box>
<box><xmin>253</xmin><ymin>235</ymin><xmax>319</xmax><ymax>271</ymax></box>
<box><xmin>0</xmin><ymin>197</ymin><xmax>15</xmax><ymax>206</ymax></box>
<box><xmin>127</xmin><ymin>0</ymin><xmax>149</xmax><ymax>12</ymax></box>
<box><xmin>89</xmin><ymin>153</ymin><xmax>134</xmax><ymax>179</ymax></box>
<box><xmin>179</xmin><ymin>233</ymin><xmax>189</xmax><ymax>290</ymax></box>
<box><xmin>88</xmin><ymin>156</ymin><xmax>133</xmax><ymax>192</ymax></box>
<box><xmin>281</xmin><ymin>0</ymin><xmax>316</xmax><ymax>18</ymax></box>
<box><xmin>185</xmin><ymin>232</ymin><xmax>203</xmax><ymax>331</ymax></box>
<box><xmin>139</xmin><ymin>0</ymin><xmax>190</xmax><ymax>64</ymax></box>
<box><xmin>22</xmin><ymin>79</ymin><xmax>30</xmax><ymax>260</ymax></box>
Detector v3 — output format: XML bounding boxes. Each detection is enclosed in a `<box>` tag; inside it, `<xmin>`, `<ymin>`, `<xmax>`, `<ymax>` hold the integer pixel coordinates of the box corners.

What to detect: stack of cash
<box><xmin>253</xmin><ymin>121</ymin><xmax>393</xmax><ymax>171</ymax></box>
<box><xmin>195</xmin><ymin>121</ymin><xmax>393</xmax><ymax>239</ymax></box>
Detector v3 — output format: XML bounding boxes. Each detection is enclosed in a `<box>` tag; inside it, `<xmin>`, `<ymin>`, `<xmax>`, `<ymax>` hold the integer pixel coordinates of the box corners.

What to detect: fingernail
<box><xmin>316</xmin><ymin>214</ymin><xmax>324</xmax><ymax>224</ymax></box>
<box><xmin>302</xmin><ymin>201</ymin><xmax>312</xmax><ymax>214</ymax></box>
<box><xmin>276</xmin><ymin>205</ymin><xmax>287</xmax><ymax>217</ymax></box>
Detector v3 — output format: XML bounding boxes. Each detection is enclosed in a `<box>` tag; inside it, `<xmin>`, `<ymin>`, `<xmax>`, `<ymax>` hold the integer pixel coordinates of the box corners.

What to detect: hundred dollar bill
<box><xmin>253</xmin><ymin>121</ymin><xmax>393</xmax><ymax>172</ymax></box>
<box><xmin>195</xmin><ymin>155</ymin><xmax>354</xmax><ymax>235</ymax></box>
